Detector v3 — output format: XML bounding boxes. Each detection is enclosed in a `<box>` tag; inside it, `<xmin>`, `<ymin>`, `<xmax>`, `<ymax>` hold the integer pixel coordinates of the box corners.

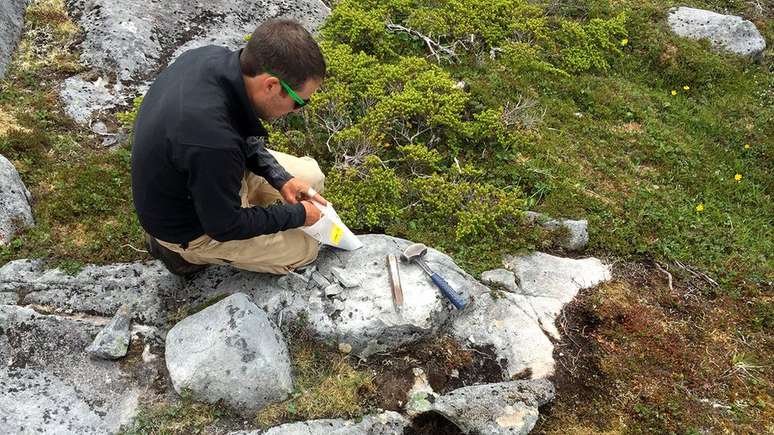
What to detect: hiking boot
<box><xmin>144</xmin><ymin>233</ymin><xmax>207</xmax><ymax>276</ymax></box>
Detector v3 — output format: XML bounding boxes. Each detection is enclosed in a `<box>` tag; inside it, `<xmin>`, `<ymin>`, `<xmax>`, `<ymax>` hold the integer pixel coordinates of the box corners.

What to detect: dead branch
<box><xmin>386</xmin><ymin>22</ymin><xmax>459</xmax><ymax>63</ymax></box>
<box><xmin>674</xmin><ymin>261</ymin><xmax>720</xmax><ymax>288</ymax></box>
<box><xmin>122</xmin><ymin>243</ymin><xmax>147</xmax><ymax>253</ymax></box>
<box><xmin>655</xmin><ymin>262</ymin><xmax>674</xmax><ymax>292</ymax></box>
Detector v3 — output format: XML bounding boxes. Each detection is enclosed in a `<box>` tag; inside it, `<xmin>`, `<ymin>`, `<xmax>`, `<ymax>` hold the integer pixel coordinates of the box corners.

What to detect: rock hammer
<box><xmin>401</xmin><ymin>243</ymin><xmax>467</xmax><ymax>310</ymax></box>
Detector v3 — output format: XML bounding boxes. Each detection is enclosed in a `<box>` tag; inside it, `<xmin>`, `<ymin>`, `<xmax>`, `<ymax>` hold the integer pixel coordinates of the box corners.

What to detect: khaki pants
<box><xmin>157</xmin><ymin>150</ymin><xmax>325</xmax><ymax>275</ymax></box>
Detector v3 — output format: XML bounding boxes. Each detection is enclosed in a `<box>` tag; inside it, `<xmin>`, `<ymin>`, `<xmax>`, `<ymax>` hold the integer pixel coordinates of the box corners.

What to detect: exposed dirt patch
<box><xmin>532</xmin><ymin>281</ymin><xmax>611</xmax><ymax>432</ymax></box>
<box><xmin>368</xmin><ymin>336</ymin><xmax>505</xmax><ymax>411</ymax></box>
<box><xmin>403</xmin><ymin>411</ymin><xmax>465</xmax><ymax>435</ymax></box>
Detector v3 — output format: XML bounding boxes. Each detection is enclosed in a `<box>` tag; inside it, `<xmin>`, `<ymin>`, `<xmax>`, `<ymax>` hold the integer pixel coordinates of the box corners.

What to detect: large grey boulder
<box><xmin>451</xmin><ymin>252</ymin><xmax>610</xmax><ymax>379</ymax></box>
<box><xmin>667</xmin><ymin>7</ymin><xmax>767</xmax><ymax>58</ymax></box>
<box><xmin>230</xmin><ymin>411</ymin><xmax>410</xmax><ymax>435</ymax></box>
<box><xmin>184</xmin><ymin>235</ymin><xmax>488</xmax><ymax>358</ymax></box>
<box><xmin>0</xmin><ymin>305</ymin><xmax>161</xmax><ymax>434</ymax></box>
<box><xmin>0</xmin><ymin>154</ymin><xmax>34</xmax><ymax>245</ymax></box>
<box><xmin>60</xmin><ymin>0</ymin><xmax>330</xmax><ymax>125</ymax></box>
<box><xmin>165</xmin><ymin>293</ymin><xmax>293</xmax><ymax>414</ymax></box>
<box><xmin>0</xmin><ymin>0</ymin><xmax>27</xmax><ymax>79</ymax></box>
<box><xmin>408</xmin><ymin>380</ymin><xmax>555</xmax><ymax>435</ymax></box>
<box><xmin>0</xmin><ymin>259</ymin><xmax>182</xmax><ymax>325</ymax></box>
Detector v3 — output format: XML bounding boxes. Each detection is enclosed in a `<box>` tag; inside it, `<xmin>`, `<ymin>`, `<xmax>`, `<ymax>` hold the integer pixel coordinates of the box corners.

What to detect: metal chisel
<box><xmin>386</xmin><ymin>254</ymin><xmax>404</xmax><ymax>306</ymax></box>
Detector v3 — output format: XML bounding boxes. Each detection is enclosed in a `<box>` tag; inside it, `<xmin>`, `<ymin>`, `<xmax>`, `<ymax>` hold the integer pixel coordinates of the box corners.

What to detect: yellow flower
<box><xmin>671</xmin><ymin>90</ymin><xmax>677</xmax><ymax>96</ymax></box>
<box><xmin>744</xmin><ymin>143</ymin><xmax>751</xmax><ymax>149</ymax></box>
<box><xmin>734</xmin><ymin>173</ymin><xmax>742</xmax><ymax>182</ymax></box>
<box><xmin>620</xmin><ymin>38</ymin><xmax>629</xmax><ymax>46</ymax></box>
<box><xmin>683</xmin><ymin>85</ymin><xmax>690</xmax><ymax>90</ymax></box>
<box><xmin>696</xmin><ymin>203</ymin><xmax>704</xmax><ymax>212</ymax></box>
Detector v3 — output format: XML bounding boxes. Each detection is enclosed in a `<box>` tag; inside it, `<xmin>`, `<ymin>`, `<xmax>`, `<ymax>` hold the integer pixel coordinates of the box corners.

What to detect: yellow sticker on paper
<box><xmin>330</xmin><ymin>224</ymin><xmax>343</xmax><ymax>245</ymax></box>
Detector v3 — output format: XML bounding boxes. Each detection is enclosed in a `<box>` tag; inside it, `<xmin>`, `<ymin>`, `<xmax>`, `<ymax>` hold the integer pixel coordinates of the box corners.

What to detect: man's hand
<box><xmin>301</xmin><ymin>200</ymin><xmax>323</xmax><ymax>226</ymax></box>
<box><xmin>280</xmin><ymin>177</ymin><xmax>328</xmax><ymax>206</ymax></box>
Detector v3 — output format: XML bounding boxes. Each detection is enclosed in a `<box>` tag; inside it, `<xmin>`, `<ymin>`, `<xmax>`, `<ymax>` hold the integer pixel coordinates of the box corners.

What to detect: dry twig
<box><xmin>655</xmin><ymin>262</ymin><xmax>674</xmax><ymax>292</ymax></box>
<box><xmin>386</xmin><ymin>22</ymin><xmax>459</xmax><ymax>63</ymax></box>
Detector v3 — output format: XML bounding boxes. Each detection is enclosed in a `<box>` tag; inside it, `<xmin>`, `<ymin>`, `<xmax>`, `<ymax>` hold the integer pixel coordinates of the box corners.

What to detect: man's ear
<box><xmin>262</xmin><ymin>75</ymin><xmax>281</xmax><ymax>95</ymax></box>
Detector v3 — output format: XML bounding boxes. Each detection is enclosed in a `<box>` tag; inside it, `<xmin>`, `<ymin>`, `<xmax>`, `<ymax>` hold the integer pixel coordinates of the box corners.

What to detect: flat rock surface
<box><xmin>0</xmin><ymin>154</ymin><xmax>34</xmax><ymax>245</ymax></box>
<box><xmin>0</xmin><ymin>259</ymin><xmax>182</xmax><ymax>325</ymax></box>
<box><xmin>667</xmin><ymin>7</ymin><xmax>766</xmax><ymax>57</ymax></box>
<box><xmin>419</xmin><ymin>380</ymin><xmax>555</xmax><ymax>435</ymax></box>
<box><xmin>165</xmin><ymin>293</ymin><xmax>293</xmax><ymax>414</ymax></box>
<box><xmin>0</xmin><ymin>305</ymin><xmax>162</xmax><ymax>434</ymax></box>
<box><xmin>184</xmin><ymin>234</ymin><xmax>489</xmax><ymax>357</ymax></box>
<box><xmin>0</xmin><ymin>0</ymin><xmax>27</xmax><ymax>79</ymax></box>
<box><xmin>229</xmin><ymin>411</ymin><xmax>410</xmax><ymax>434</ymax></box>
<box><xmin>452</xmin><ymin>252</ymin><xmax>611</xmax><ymax>379</ymax></box>
<box><xmin>60</xmin><ymin>0</ymin><xmax>330</xmax><ymax>124</ymax></box>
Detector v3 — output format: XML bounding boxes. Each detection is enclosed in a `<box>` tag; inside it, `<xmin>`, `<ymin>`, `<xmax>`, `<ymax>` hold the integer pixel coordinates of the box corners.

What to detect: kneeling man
<box><xmin>131</xmin><ymin>19</ymin><xmax>327</xmax><ymax>276</ymax></box>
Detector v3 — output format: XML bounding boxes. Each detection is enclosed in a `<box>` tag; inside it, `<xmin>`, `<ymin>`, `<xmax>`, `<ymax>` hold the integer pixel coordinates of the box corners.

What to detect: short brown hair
<box><xmin>240</xmin><ymin>19</ymin><xmax>326</xmax><ymax>88</ymax></box>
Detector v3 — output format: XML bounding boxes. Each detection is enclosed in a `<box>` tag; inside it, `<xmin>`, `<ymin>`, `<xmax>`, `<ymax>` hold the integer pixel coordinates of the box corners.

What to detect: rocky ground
<box><xmin>1</xmin><ymin>0</ymin><xmax>771</xmax><ymax>433</ymax></box>
<box><xmin>0</xmin><ymin>233</ymin><xmax>610</xmax><ymax>433</ymax></box>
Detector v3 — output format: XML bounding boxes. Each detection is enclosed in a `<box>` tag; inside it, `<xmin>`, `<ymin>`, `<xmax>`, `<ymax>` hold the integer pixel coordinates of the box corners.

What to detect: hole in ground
<box><xmin>403</xmin><ymin>411</ymin><xmax>465</xmax><ymax>435</ymax></box>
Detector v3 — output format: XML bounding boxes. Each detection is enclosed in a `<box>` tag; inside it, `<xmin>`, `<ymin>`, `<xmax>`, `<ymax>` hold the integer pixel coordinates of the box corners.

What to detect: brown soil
<box><xmin>533</xmin><ymin>261</ymin><xmax>774</xmax><ymax>433</ymax></box>
<box><xmin>368</xmin><ymin>336</ymin><xmax>506</xmax><ymax>411</ymax></box>
<box><xmin>531</xmin><ymin>282</ymin><xmax>610</xmax><ymax>431</ymax></box>
<box><xmin>403</xmin><ymin>411</ymin><xmax>465</xmax><ymax>435</ymax></box>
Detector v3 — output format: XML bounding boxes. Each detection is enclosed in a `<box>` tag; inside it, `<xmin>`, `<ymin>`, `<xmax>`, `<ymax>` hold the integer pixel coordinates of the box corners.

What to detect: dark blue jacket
<box><xmin>131</xmin><ymin>46</ymin><xmax>305</xmax><ymax>244</ymax></box>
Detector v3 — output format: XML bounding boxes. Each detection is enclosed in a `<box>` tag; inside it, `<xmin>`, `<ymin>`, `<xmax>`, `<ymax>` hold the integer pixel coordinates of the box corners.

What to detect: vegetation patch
<box><xmin>0</xmin><ymin>0</ymin><xmax>144</xmax><ymax>269</ymax></box>
<box><xmin>254</xmin><ymin>322</ymin><xmax>376</xmax><ymax>428</ymax></box>
<box><xmin>119</xmin><ymin>390</ymin><xmax>235</xmax><ymax>435</ymax></box>
<box><xmin>535</xmin><ymin>264</ymin><xmax>773</xmax><ymax>433</ymax></box>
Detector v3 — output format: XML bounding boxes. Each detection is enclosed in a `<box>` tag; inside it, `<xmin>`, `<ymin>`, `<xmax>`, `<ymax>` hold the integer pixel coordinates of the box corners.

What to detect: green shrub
<box><xmin>326</xmin><ymin>156</ymin><xmax>405</xmax><ymax>230</ymax></box>
<box><xmin>116</xmin><ymin>96</ymin><xmax>144</xmax><ymax>130</ymax></box>
<box><xmin>551</xmin><ymin>13</ymin><xmax>627</xmax><ymax>73</ymax></box>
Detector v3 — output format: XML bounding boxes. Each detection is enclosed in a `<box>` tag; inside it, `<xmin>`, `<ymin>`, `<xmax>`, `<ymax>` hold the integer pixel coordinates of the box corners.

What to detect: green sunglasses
<box><xmin>268</xmin><ymin>71</ymin><xmax>309</xmax><ymax>109</ymax></box>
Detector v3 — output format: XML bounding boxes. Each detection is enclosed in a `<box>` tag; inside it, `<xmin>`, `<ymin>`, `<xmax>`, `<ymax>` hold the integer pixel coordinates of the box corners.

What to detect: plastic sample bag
<box><xmin>300</xmin><ymin>202</ymin><xmax>363</xmax><ymax>250</ymax></box>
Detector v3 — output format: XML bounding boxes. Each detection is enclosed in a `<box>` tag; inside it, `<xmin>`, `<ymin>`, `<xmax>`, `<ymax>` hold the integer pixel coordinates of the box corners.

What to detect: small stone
<box><xmin>165</xmin><ymin>293</ymin><xmax>293</xmax><ymax>414</ymax></box>
<box><xmin>543</xmin><ymin>218</ymin><xmax>589</xmax><ymax>251</ymax></box>
<box><xmin>91</xmin><ymin>121</ymin><xmax>109</xmax><ymax>135</ymax></box>
<box><xmin>481</xmin><ymin>269</ymin><xmax>519</xmax><ymax>292</ymax></box>
<box><xmin>324</xmin><ymin>283</ymin><xmax>343</xmax><ymax>297</ymax></box>
<box><xmin>296</xmin><ymin>264</ymin><xmax>317</xmax><ymax>280</ymax></box>
<box><xmin>338</xmin><ymin>342</ymin><xmax>352</xmax><ymax>354</ymax></box>
<box><xmin>0</xmin><ymin>155</ymin><xmax>34</xmax><ymax>245</ymax></box>
<box><xmin>415</xmin><ymin>380</ymin><xmax>555</xmax><ymax>434</ymax></box>
<box><xmin>310</xmin><ymin>271</ymin><xmax>331</xmax><ymax>289</ymax></box>
<box><xmin>86</xmin><ymin>304</ymin><xmax>131</xmax><ymax>360</ymax></box>
<box><xmin>330</xmin><ymin>267</ymin><xmax>360</xmax><ymax>288</ymax></box>
<box><xmin>278</xmin><ymin>271</ymin><xmax>308</xmax><ymax>292</ymax></box>
<box><xmin>142</xmin><ymin>345</ymin><xmax>157</xmax><ymax>363</ymax></box>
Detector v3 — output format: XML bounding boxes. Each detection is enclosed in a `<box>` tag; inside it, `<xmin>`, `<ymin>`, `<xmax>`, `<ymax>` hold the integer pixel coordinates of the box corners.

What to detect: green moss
<box><xmin>118</xmin><ymin>390</ymin><xmax>232</xmax><ymax>435</ymax></box>
<box><xmin>254</xmin><ymin>322</ymin><xmax>376</xmax><ymax>427</ymax></box>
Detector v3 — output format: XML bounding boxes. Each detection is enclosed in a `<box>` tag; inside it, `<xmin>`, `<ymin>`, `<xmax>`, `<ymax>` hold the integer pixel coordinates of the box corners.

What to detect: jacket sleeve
<box><xmin>244</xmin><ymin>136</ymin><xmax>293</xmax><ymax>190</ymax></box>
<box><xmin>184</xmin><ymin>146</ymin><xmax>306</xmax><ymax>241</ymax></box>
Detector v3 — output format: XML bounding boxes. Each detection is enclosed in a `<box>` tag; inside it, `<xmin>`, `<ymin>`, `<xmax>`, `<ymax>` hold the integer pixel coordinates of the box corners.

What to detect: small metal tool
<box><xmin>401</xmin><ymin>243</ymin><xmax>466</xmax><ymax>310</ymax></box>
<box><xmin>386</xmin><ymin>254</ymin><xmax>404</xmax><ymax>306</ymax></box>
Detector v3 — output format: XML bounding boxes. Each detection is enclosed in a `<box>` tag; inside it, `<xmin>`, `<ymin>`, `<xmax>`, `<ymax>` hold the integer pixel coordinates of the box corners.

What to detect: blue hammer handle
<box><xmin>430</xmin><ymin>272</ymin><xmax>467</xmax><ymax>310</ymax></box>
